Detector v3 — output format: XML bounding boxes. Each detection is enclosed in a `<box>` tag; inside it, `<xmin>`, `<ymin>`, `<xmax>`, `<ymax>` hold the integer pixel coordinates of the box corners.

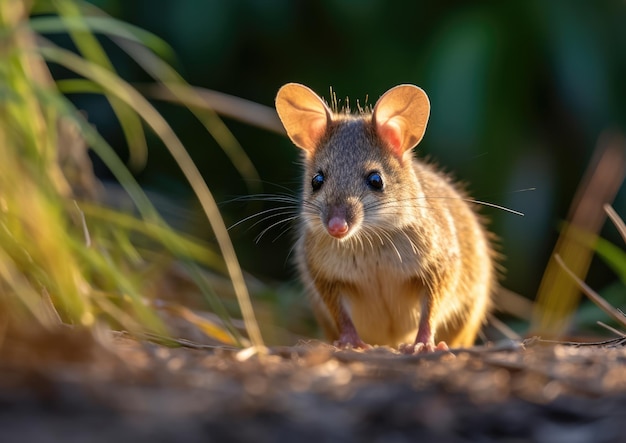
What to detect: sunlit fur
<box><xmin>292</xmin><ymin>114</ymin><xmax>495</xmax><ymax>347</ymax></box>
<box><xmin>267</xmin><ymin>82</ymin><xmax>498</xmax><ymax>349</ymax></box>
<box><xmin>240</xmin><ymin>115</ymin><xmax>494</xmax><ymax>346</ymax></box>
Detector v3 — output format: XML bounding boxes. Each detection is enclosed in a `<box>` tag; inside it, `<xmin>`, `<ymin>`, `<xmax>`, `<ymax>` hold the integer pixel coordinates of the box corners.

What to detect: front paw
<box><xmin>333</xmin><ymin>337</ymin><xmax>373</xmax><ymax>350</ymax></box>
<box><xmin>399</xmin><ymin>341</ymin><xmax>449</xmax><ymax>354</ymax></box>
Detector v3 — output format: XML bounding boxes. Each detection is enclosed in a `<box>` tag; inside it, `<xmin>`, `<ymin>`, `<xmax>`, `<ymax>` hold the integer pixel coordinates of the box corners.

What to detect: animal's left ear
<box><xmin>372</xmin><ymin>85</ymin><xmax>430</xmax><ymax>158</ymax></box>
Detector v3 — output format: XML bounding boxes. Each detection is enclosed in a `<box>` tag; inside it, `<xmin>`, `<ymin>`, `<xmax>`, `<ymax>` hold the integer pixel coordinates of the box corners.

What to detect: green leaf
<box><xmin>594</xmin><ymin>237</ymin><xmax>626</xmax><ymax>286</ymax></box>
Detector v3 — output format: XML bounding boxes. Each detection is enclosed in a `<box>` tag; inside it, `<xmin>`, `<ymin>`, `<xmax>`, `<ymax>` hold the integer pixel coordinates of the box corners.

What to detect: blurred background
<box><xmin>67</xmin><ymin>0</ymin><xmax>625</xmax><ymax>337</ymax></box>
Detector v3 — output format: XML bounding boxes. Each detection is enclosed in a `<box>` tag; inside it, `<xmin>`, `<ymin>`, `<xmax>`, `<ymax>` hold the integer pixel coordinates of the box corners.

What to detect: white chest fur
<box><xmin>344</xmin><ymin>270</ymin><xmax>424</xmax><ymax>346</ymax></box>
<box><xmin>303</xmin><ymin>229</ymin><xmax>428</xmax><ymax>346</ymax></box>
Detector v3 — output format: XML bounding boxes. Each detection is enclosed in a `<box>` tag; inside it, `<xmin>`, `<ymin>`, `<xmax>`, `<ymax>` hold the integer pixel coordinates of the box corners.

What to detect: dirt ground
<box><xmin>1</xmin><ymin>329</ymin><xmax>625</xmax><ymax>443</ymax></box>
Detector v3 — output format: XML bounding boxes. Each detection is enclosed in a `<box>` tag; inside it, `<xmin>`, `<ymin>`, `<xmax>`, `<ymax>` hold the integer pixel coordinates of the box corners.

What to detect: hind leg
<box><xmin>440</xmin><ymin>291</ymin><xmax>491</xmax><ymax>348</ymax></box>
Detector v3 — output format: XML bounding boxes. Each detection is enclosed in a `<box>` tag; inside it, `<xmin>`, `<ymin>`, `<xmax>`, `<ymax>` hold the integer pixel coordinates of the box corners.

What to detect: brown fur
<box><xmin>276</xmin><ymin>83</ymin><xmax>496</xmax><ymax>350</ymax></box>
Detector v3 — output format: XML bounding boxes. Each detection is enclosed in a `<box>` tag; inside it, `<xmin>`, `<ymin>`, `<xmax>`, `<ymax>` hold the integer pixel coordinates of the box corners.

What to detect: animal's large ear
<box><xmin>275</xmin><ymin>83</ymin><xmax>332</xmax><ymax>153</ymax></box>
<box><xmin>372</xmin><ymin>84</ymin><xmax>430</xmax><ymax>158</ymax></box>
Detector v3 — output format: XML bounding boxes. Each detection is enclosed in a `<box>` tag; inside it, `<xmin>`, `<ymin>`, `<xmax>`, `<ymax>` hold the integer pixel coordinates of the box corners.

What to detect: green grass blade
<box><xmin>593</xmin><ymin>237</ymin><xmax>626</xmax><ymax>286</ymax></box>
<box><xmin>77</xmin><ymin>202</ymin><xmax>226</xmax><ymax>270</ymax></box>
<box><xmin>30</xmin><ymin>4</ymin><xmax>260</xmax><ymax>192</ymax></box>
<box><xmin>40</xmin><ymin>91</ymin><xmax>243</xmax><ymax>342</ymax></box>
<box><xmin>111</xmin><ymin>37</ymin><xmax>262</xmax><ymax>194</ymax></box>
<box><xmin>37</xmin><ymin>43</ymin><xmax>263</xmax><ymax>348</ymax></box>
<box><xmin>27</xmin><ymin>15</ymin><xmax>177</xmax><ymax>60</ymax></box>
<box><xmin>51</xmin><ymin>0</ymin><xmax>148</xmax><ymax>171</ymax></box>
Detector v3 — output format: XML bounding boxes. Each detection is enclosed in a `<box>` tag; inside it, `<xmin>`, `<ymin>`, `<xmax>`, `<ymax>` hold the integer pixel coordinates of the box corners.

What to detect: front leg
<box><xmin>334</xmin><ymin>303</ymin><xmax>371</xmax><ymax>349</ymax></box>
<box><xmin>400</xmin><ymin>285</ymin><xmax>449</xmax><ymax>354</ymax></box>
<box><xmin>315</xmin><ymin>280</ymin><xmax>371</xmax><ymax>350</ymax></box>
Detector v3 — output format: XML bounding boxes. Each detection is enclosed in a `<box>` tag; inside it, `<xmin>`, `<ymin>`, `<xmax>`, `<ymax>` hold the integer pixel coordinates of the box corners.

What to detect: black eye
<box><xmin>366</xmin><ymin>171</ymin><xmax>384</xmax><ymax>191</ymax></box>
<box><xmin>311</xmin><ymin>172</ymin><xmax>325</xmax><ymax>191</ymax></box>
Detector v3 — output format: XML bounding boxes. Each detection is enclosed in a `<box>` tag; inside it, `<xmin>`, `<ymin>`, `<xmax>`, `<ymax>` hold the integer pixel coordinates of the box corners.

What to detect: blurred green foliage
<box><xmin>81</xmin><ymin>0</ymin><xmax>626</xmax><ymax>302</ymax></box>
<box><xmin>0</xmin><ymin>0</ymin><xmax>269</xmax><ymax>346</ymax></box>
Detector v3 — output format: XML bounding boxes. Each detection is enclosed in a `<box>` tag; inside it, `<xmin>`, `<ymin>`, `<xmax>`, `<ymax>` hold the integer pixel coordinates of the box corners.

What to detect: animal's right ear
<box><xmin>275</xmin><ymin>83</ymin><xmax>332</xmax><ymax>153</ymax></box>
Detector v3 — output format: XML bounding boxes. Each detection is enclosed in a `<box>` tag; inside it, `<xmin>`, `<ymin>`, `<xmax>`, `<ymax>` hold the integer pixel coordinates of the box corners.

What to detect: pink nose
<box><xmin>327</xmin><ymin>216</ymin><xmax>349</xmax><ymax>238</ymax></box>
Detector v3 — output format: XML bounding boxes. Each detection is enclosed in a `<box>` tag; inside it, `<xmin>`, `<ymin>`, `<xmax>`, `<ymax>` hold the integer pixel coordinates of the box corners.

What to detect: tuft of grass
<box><xmin>0</xmin><ymin>0</ymin><xmax>263</xmax><ymax>349</ymax></box>
<box><xmin>531</xmin><ymin>131</ymin><xmax>626</xmax><ymax>338</ymax></box>
<box><xmin>555</xmin><ymin>205</ymin><xmax>626</xmax><ymax>336</ymax></box>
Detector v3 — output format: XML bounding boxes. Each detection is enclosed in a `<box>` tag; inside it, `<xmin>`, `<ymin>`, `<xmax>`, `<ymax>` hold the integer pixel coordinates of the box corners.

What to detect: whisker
<box><xmin>462</xmin><ymin>199</ymin><xmax>524</xmax><ymax>216</ymax></box>
<box><xmin>415</xmin><ymin>195</ymin><xmax>524</xmax><ymax>216</ymax></box>
<box><xmin>379</xmin><ymin>229</ymin><xmax>403</xmax><ymax>262</ymax></box>
<box><xmin>364</xmin><ymin>195</ymin><xmax>525</xmax><ymax>217</ymax></box>
<box><xmin>222</xmin><ymin>193</ymin><xmax>300</xmax><ymax>205</ymax></box>
<box><xmin>471</xmin><ymin>187</ymin><xmax>537</xmax><ymax>199</ymax></box>
<box><xmin>255</xmin><ymin>216</ymin><xmax>299</xmax><ymax>243</ymax></box>
<box><xmin>361</xmin><ymin>229</ymin><xmax>374</xmax><ymax>250</ymax></box>
<box><xmin>271</xmin><ymin>223</ymin><xmax>296</xmax><ymax>243</ymax></box>
<box><xmin>354</xmin><ymin>231</ymin><xmax>364</xmax><ymax>252</ymax></box>
<box><xmin>401</xmin><ymin>230</ymin><xmax>419</xmax><ymax>255</ymax></box>
<box><xmin>363</xmin><ymin>198</ymin><xmax>432</xmax><ymax>213</ymax></box>
<box><xmin>248</xmin><ymin>211</ymin><xmax>299</xmax><ymax>232</ymax></box>
<box><xmin>507</xmin><ymin>187</ymin><xmax>536</xmax><ymax>194</ymax></box>
<box><xmin>371</xmin><ymin>229</ymin><xmax>385</xmax><ymax>247</ymax></box>
<box><xmin>228</xmin><ymin>206</ymin><xmax>298</xmax><ymax>230</ymax></box>
<box><xmin>285</xmin><ymin>241</ymin><xmax>300</xmax><ymax>264</ymax></box>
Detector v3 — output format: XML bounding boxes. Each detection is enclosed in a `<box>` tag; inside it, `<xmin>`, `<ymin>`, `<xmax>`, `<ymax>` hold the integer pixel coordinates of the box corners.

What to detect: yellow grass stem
<box><xmin>53</xmin><ymin>0</ymin><xmax>148</xmax><ymax>171</ymax></box>
<box><xmin>532</xmin><ymin>131</ymin><xmax>626</xmax><ymax>338</ymax></box>
<box><xmin>38</xmin><ymin>43</ymin><xmax>265</xmax><ymax>349</ymax></box>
